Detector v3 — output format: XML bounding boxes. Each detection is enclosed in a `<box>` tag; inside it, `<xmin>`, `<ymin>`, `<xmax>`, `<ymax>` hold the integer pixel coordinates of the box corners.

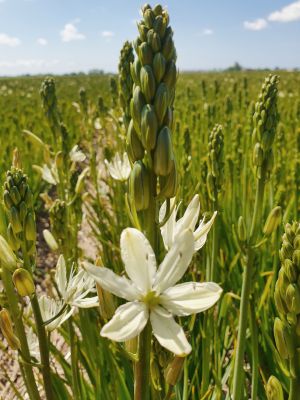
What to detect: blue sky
<box><xmin>0</xmin><ymin>0</ymin><xmax>299</xmax><ymax>75</ymax></box>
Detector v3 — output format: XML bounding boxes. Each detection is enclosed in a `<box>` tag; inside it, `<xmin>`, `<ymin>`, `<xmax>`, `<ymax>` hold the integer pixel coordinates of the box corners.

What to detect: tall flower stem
<box><xmin>1</xmin><ymin>266</ymin><xmax>41</xmax><ymax>400</ymax></box>
<box><xmin>21</xmin><ymin>242</ymin><xmax>54</xmax><ymax>400</ymax></box>
<box><xmin>134</xmin><ymin>321</ymin><xmax>152</xmax><ymax>400</ymax></box>
<box><xmin>289</xmin><ymin>378</ymin><xmax>300</xmax><ymax>400</ymax></box>
<box><xmin>232</xmin><ymin>177</ymin><xmax>265</xmax><ymax>400</ymax></box>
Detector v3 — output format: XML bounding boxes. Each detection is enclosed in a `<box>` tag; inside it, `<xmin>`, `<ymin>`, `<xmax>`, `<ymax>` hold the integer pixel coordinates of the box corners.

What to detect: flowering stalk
<box><xmin>232</xmin><ymin>75</ymin><xmax>279</xmax><ymax>399</ymax></box>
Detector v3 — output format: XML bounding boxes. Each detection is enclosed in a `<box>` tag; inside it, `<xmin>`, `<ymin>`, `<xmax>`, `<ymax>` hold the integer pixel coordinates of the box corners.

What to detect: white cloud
<box><xmin>0</xmin><ymin>33</ymin><xmax>21</xmax><ymax>46</ymax></box>
<box><xmin>101</xmin><ymin>31</ymin><xmax>115</xmax><ymax>38</ymax></box>
<box><xmin>202</xmin><ymin>28</ymin><xmax>214</xmax><ymax>35</ymax></box>
<box><xmin>268</xmin><ymin>1</ymin><xmax>300</xmax><ymax>22</ymax></box>
<box><xmin>37</xmin><ymin>38</ymin><xmax>48</xmax><ymax>46</ymax></box>
<box><xmin>60</xmin><ymin>22</ymin><xmax>85</xmax><ymax>42</ymax></box>
<box><xmin>244</xmin><ymin>18</ymin><xmax>268</xmax><ymax>31</ymax></box>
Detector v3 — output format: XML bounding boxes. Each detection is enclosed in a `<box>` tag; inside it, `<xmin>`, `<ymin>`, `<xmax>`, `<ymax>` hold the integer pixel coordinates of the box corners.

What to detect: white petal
<box><xmin>150</xmin><ymin>306</ymin><xmax>191</xmax><ymax>356</ymax></box>
<box><xmin>82</xmin><ymin>261</ymin><xmax>140</xmax><ymax>301</ymax></box>
<box><xmin>101</xmin><ymin>301</ymin><xmax>148</xmax><ymax>342</ymax></box>
<box><xmin>159</xmin><ymin>198</ymin><xmax>177</xmax><ymax>250</ymax></box>
<box><xmin>160</xmin><ymin>281</ymin><xmax>222</xmax><ymax>316</ymax></box>
<box><xmin>153</xmin><ymin>229</ymin><xmax>194</xmax><ymax>293</ymax></box>
<box><xmin>55</xmin><ymin>255</ymin><xmax>67</xmax><ymax>297</ymax></box>
<box><xmin>120</xmin><ymin>228</ymin><xmax>157</xmax><ymax>293</ymax></box>
<box><xmin>194</xmin><ymin>211</ymin><xmax>217</xmax><ymax>251</ymax></box>
<box><xmin>175</xmin><ymin>195</ymin><xmax>200</xmax><ymax>234</ymax></box>
<box><xmin>71</xmin><ymin>296</ymin><xmax>99</xmax><ymax>308</ymax></box>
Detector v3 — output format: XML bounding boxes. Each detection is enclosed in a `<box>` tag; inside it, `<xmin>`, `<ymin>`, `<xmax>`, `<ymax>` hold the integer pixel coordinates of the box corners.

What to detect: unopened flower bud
<box><xmin>153</xmin><ymin>52</ymin><xmax>166</xmax><ymax>83</ymax></box>
<box><xmin>24</xmin><ymin>212</ymin><xmax>36</xmax><ymax>242</ymax></box>
<box><xmin>129</xmin><ymin>161</ymin><xmax>150</xmax><ymax>211</ymax></box>
<box><xmin>154</xmin><ymin>83</ymin><xmax>168</xmax><ymax>126</ymax></box>
<box><xmin>274</xmin><ymin>284</ymin><xmax>288</xmax><ymax>314</ymax></box>
<box><xmin>274</xmin><ymin>318</ymin><xmax>292</xmax><ymax>359</ymax></box>
<box><xmin>263</xmin><ymin>206</ymin><xmax>282</xmax><ymax>236</ymax></box>
<box><xmin>293</xmin><ymin>250</ymin><xmax>300</xmax><ymax>270</ymax></box>
<box><xmin>159</xmin><ymin>161</ymin><xmax>178</xmax><ymax>199</ymax></box>
<box><xmin>153</xmin><ymin>127</ymin><xmax>174</xmax><ymax>176</ymax></box>
<box><xmin>7</xmin><ymin>224</ymin><xmax>20</xmax><ymax>252</ymax></box>
<box><xmin>127</xmin><ymin>120</ymin><xmax>145</xmax><ymax>162</ymax></box>
<box><xmin>164</xmin><ymin>355</ymin><xmax>185</xmax><ymax>386</ymax></box>
<box><xmin>265</xmin><ymin>376</ymin><xmax>284</xmax><ymax>400</ymax></box>
<box><xmin>284</xmin><ymin>259</ymin><xmax>297</xmax><ymax>283</ymax></box>
<box><xmin>0</xmin><ymin>235</ymin><xmax>17</xmax><ymax>271</ymax></box>
<box><xmin>0</xmin><ymin>309</ymin><xmax>20</xmax><ymax>350</ymax></box>
<box><xmin>140</xmin><ymin>66</ymin><xmax>156</xmax><ymax>103</ymax></box>
<box><xmin>43</xmin><ymin>229</ymin><xmax>59</xmax><ymax>251</ymax></box>
<box><xmin>9</xmin><ymin>207</ymin><xmax>22</xmax><ymax>233</ymax></box>
<box><xmin>286</xmin><ymin>284</ymin><xmax>300</xmax><ymax>314</ymax></box>
<box><xmin>12</xmin><ymin>268</ymin><xmax>35</xmax><ymax>297</ymax></box>
<box><xmin>253</xmin><ymin>143</ymin><xmax>263</xmax><ymax>167</ymax></box>
<box><xmin>139</xmin><ymin>42</ymin><xmax>153</xmax><ymax>65</ymax></box>
<box><xmin>130</xmin><ymin>59</ymin><xmax>142</xmax><ymax>86</ymax></box>
<box><xmin>162</xmin><ymin>32</ymin><xmax>174</xmax><ymax>61</ymax></box>
<box><xmin>130</xmin><ymin>86</ymin><xmax>146</xmax><ymax>134</ymax></box>
<box><xmin>163</xmin><ymin>60</ymin><xmax>177</xmax><ymax>90</ymax></box>
<box><xmin>141</xmin><ymin>104</ymin><xmax>158</xmax><ymax>150</ymax></box>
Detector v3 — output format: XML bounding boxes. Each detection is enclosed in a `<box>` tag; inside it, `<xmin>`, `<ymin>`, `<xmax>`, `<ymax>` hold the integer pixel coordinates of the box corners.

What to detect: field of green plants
<box><xmin>1</xmin><ymin>3</ymin><xmax>300</xmax><ymax>400</ymax></box>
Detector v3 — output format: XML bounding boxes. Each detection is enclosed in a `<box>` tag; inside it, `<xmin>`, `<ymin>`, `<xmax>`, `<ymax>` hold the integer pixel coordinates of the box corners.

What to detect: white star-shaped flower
<box><xmin>83</xmin><ymin>228</ymin><xmax>222</xmax><ymax>356</ymax></box>
<box><xmin>55</xmin><ymin>255</ymin><xmax>99</xmax><ymax>308</ymax></box>
<box><xmin>69</xmin><ymin>145</ymin><xmax>86</xmax><ymax>163</ymax></box>
<box><xmin>39</xmin><ymin>295</ymin><xmax>73</xmax><ymax>331</ymax></box>
<box><xmin>105</xmin><ymin>152</ymin><xmax>131</xmax><ymax>181</ymax></box>
<box><xmin>159</xmin><ymin>194</ymin><xmax>217</xmax><ymax>252</ymax></box>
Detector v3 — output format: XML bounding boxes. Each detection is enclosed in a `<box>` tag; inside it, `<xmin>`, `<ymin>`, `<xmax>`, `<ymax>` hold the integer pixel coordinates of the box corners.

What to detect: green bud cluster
<box><xmin>118</xmin><ymin>41</ymin><xmax>134</xmax><ymax>129</ymax></box>
<box><xmin>2</xmin><ymin>168</ymin><xmax>36</xmax><ymax>256</ymax></box>
<box><xmin>274</xmin><ymin>222</ymin><xmax>300</xmax><ymax>379</ymax></box>
<box><xmin>207</xmin><ymin>124</ymin><xmax>224</xmax><ymax>202</ymax></box>
<box><xmin>252</xmin><ymin>75</ymin><xmax>279</xmax><ymax>181</ymax></box>
<box><xmin>49</xmin><ymin>199</ymin><xmax>67</xmax><ymax>246</ymax></box>
<box><xmin>40</xmin><ymin>77</ymin><xmax>60</xmax><ymax>142</ymax></box>
<box><xmin>126</xmin><ymin>4</ymin><xmax>178</xmax><ymax>209</ymax></box>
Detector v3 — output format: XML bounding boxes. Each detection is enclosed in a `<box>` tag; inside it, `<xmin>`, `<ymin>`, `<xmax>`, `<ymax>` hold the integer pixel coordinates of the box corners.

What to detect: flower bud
<box><xmin>253</xmin><ymin>143</ymin><xmax>263</xmax><ymax>167</ymax></box>
<box><xmin>130</xmin><ymin>59</ymin><xmax>141</xmax><ymax>86</ymax></box>
<box><xmin>237</xmin><ymin>216</ymin><xmax>247</xmax><ymax>242</ymax></box>
<box><xmin>154</xmin><ymin>83</ymin><xmax>168</xmax><ymax>126</ymax></box>
<box><xmin>274</xmin><ymin>318</ymin><xmax>292</xmax><ymax>359</ymax></box>
<box><xmin>265</xmin><ymin>376</ymin><xmax>284</xmax><ymax>400</ymax></box>
<box><xmin>137</xmin><ymin>23</ymin><xmax>148</xmax><ymax>41</ymax></box>
<box><xmin>143</xmin><ymin>8</ymin><xmax>155</xmax><ymax>29</ymax></box>
<box><xmin>284</xmin><ymin>259</ymin><xmax>297</xmax><ymax>283</ymax></box>
<box><xmin>24</xmin><ymin>212</ymin><xmax>36</xmax><ymax>242</ymax></box>
<box><xmin>9</xmin><ymin>186</ymin><xmax>21</xmax><ymax>206</ymax></box>
<box><xmin>164</xmin><ymin>355</ymin><xmax>185</xmax><ymax>386</ymax></box>
<box><xmin>281</xmin><ymin>240</ymin><xmax>293</xmax><ymax>260</ymax></box>
<box><xmin>12</xmin><ymin>268</ymin><xmax>35</xmax><ymax>297</ymax></box>
<box><xmin>127</xmin><ymin>120</ymin><xmax>145</xmax><ymax>162</ymax></box>
<box><xmin>0</xmin><ymin>309</ymin><xmax>20</xmax><ymax>350</ymax></box>
<box><xmin>75</xmin><ymin>167</ymin><xmax>89</xmax><ymax>194</ymax></box>
<box><xmin>286</xmin><ymin>284</ymin><xmax>300</xmax><ymax>314</ymax></box>
<box><xmin>130</xmin><ymin>86</ymin><xmax>146</xmax><ymax>134</ymax></box>
<box><xmin>9</xmin><ymin>207</ymin><xmax>22</xmax><ymax>233</ymax></box>
<box><xmin>263</xmin><ymin>206</ymin><xmax>282</xmax><ymax>236</ymax></box>
<box><xmin>0</xmin><ymin>235</ymin><xmax>17</xmax><ymax>271</ymax></box>
<box><xmin>159</xmin><ymin>161</ymin><xmax>178</xmax><ymax>199</ymax></box>
<box><xmin>162</xmin><ymin>33</ymin><xmax>174</xmax><ymax>61</ymax></box>
<box><xmin>153</xmin><ymin>52</ymin><xmax>166</xmax><ymax>82</ymax></box>
<box><xmin>147</xmin><ymin>29</ymin><xmax>161</xmax><ymax>52</ymax></box>
<box><xmin>129</xmin><ymin>161</ymin><xmax>150</xmax><ymax>211</ymax></box>
<box><xmin>141</xmin><ymin>104</ymin><xmax>158</xmax><ymax>150</ymax></box>
<box><xmin>153</xmin><ymin>127</ymin><xmax>174</xmax><ymax>176</ymax></box>
<box><xmin>43</xmin><ymin>229</ymin><xmax>59</xmax><ymax>251</ymax></box>
<box><xmin>163</xmin><ymin>60</ymin><xmax>177</xmax><ymax>90</ymax></box>
<box><xmin>7</xmin><ymin>224</ymin><xmax>21</xmax><ymax>252</ymax></box>
<box><xmin>153</xmin><ymin>15</ymin><xmax>167</xmax><ymax>38</ymax></box>
<box><xmin>294</xmin><ymin>235</ymin><xmax>300</xmax><ymax>250</ymax></box>
<box><xmin>138</xmin><ymin>42</ymin><xmax>153</xmax><ymax>65</ymax></box>
<box><xmin>274</xmin><ymin>284</ymin><xmax>288</xmax><ymax>314</ymax></box>
<box><xmin>140</xmin><ymin>65</ymin><xmax>156</xmax><ymax>103</ymax></box>
<box><xmin>293</xmin><ymin>250</ymin><xmax>300</xmax><ymax>270</ymax></box>
<box><xmin>3</xmin><ymin>190</ymin><xmax>14</xmax><ymax>210</ymax></box>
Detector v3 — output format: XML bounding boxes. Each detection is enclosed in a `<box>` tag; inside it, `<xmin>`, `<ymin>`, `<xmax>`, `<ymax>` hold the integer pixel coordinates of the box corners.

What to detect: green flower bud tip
<box><xmin>286</xmin><ymin>284</ymin><xmax>300</xmax><ymax>314</ymax></box>
<box><xmin>129</xmin><ymin>161</ymin><xmax>150</xmax><ymax>211</ymax></box>
<box><xmin>43</xmin><ymin>229</ymin><xmax>59</xmax><ymax>251</ymax></box>
<box><xmin>263</xmin><ymin>206</ymin><xmax>282</xmax><ymax>236</ymax></box>
<box><xmin>274</xmin><ymin>318</ymin><xmax>289</xmax><ymax>359</ymax></box>
<box><xmin>127</xmin><ymin>119</ymin><xmax>145</xmax><ymax>162</ymax></box>
<box><xmin>164</xmin><ymin>355</ymin><xmax>185</xmax><ymax>386</ymax></box>
<box><xmin>159</xmin><ymin>160</ymin><xmax>178</xmax><ymax>199</ymax></box>
<box><xmin>153</xmin><ymin>126</ymin><xmax>174</xmax><ymax>176</ymax></box>
<box><xmin>265</xmin><ymin>376</ymin><xmax>284</xmax><ymax>400</ymax></box>
<box><xmin>0</xmin><ymin>308</ymin><xmax>20</xmax><ymax>350</ymax></box>
<box><xmin>293</xmin><ymin>250</ymin><xmax>300</xmax><ymax>270</ymax></box>
<box><xmin>141</xmin><ymin>104</ymin><xmax>158</xmax><ymax>150</ymax></box>
<box><xmin>24</xmin><ymin>212</ymin><xmax>36</xmax><ymax>242</ymax></box>
<box><xmin>0</xmin><ymin>235</ymin><xmax>17</xmax><ymax>271</ymax></box>
<box><xmin>12</xmin><ymin>268</ymin><xmax>35</xmax><ymax>297</ymax></box>
<box><xmin>75</xmin><ymin>167</ymin><xmax>89</xmax><ymax>194</ymax></box>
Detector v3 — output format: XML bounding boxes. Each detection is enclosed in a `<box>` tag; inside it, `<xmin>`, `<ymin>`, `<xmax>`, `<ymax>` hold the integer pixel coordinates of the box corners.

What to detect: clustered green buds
<box><xmin>263</xmin><ymin>206</ymin><xmax>282</xmax><ymax>236</ymax></box>
<box><xmin>40</xmin><ymin>77</ymin><xmax>60</xmax><ymax>142</ymax></box>
<box><xmin>207</xmin><ymin>124</ymin><xmax>224</xmax><ymax>202</ymax></box>
<box><xmin>127</xmin><ymin>3</ymin><xmax>178</xmax><ymax>210</ymax></box>
<box><xmin>252</xmin><ymin>75</ymin><xmax>279</xmax><ymax>181</ymax></box>
<box><xmin>49</xmin><ymin>199</ymin><xmax>67</xmax><ymax>246</ymax></box>
<box><xmin>3</xmin><ymin>168</ymin><xmax>36</xmax><ymax>257</ymax></box>
<box><xmin>274</xmin><ymin>221</ymin><xmax>300</xmax><ymax>379</ymax></box>
<box><xmin>79</xmin><ymin>87</ymin><xmax>88</xmax><ymax>115</ymax></box>
<box><xmin>118</xmin><ymin>41</ymin><xmax>134</xmax><ymax>129</ymax></box>
<box><xmin>265</xmin><ymin>375</ymin><xmax>284</xmax><ymax>400</ymax></box>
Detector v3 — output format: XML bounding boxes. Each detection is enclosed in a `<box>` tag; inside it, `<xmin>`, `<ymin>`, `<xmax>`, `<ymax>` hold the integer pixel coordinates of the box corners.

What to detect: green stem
<box><xmin>68</xmin><ymin>319</ymin><xmax>81</xmax><ymax>400</ymax></box>
<box><xmin>134</xmin><ymin>321</ymin><xmax>152</xmax><ymax>400</ymax></box>
<box><xmin>289</xmin><ymin>377</ymin><xmax>300</xmax><ymax>400</ymax></box>
<box><xmin>20</xmin><ymin>242</ymin><xmax>54</xmax><ymax>400</ymax></box>
<box><xmin>1</xmin><ymin>267</ymin><xmax>41</xmax><ymax>400</ymax></box>
<box><xmin>232</xmin><ymin>177</ymin><xmax>265</xmax><ymax>400</ymax></box>
<box><xmin>250</xmin><ymin>302</ymin><xmax>259</xmax><ymax>400</ymax></box>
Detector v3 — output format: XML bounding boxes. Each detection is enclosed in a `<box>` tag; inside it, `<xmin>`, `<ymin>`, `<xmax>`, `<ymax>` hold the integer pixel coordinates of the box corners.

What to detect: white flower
<box><xmin>83</xmin><ymin>228</ymin><xmax>222</xmax><ymax>356</ymax></box>
<box><xmin>55</xmin><ymin>255</ymin><xmax>99</xmax><ymax>308</ymax></box>
<box><xmin>105</xmin><ymin>152</ymin><xmax>131</xmax><ymax>181</ymax></box>
<box><xmin>27</xmin><ymin>327</ymin><xmax>40</xmax><ymax>361</ymax></box>
<box><xmin>70</xmin><ymin>145</ymin><xmax>86</xmax><ymax>163</ymax></box>
<box><xmin>39</xmin><ymin>295</ymin><xmax>73</xmax><ymax>331</ymax></box>
<box><xmin>159</xmin><ymin>194</ymin><xmax>217</xmax><ymax>252</ymax></box>
<box><xmin>34</xmin><ymin>164</ymin><xmax>59</xmax><ymax>185</ymax></box>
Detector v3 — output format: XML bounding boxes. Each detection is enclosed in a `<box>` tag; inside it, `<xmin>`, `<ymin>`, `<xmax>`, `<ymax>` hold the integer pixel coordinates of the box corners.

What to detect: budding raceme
<box><xmin>126</xmin><ymin>3</ymin><xmax>178</xmax><ymax>205</ymax></box>
<box><xmin>119</xmin><ymin>41</ymin><xmax>134</xmax><ymax>129</ymax></box>
<box><xmin>12</xmin><ymin>268</ymin><xmax>35</xmax><ymax>297</ymax></box>
<box><xmin>207</xmin><ymin>124</ymin><xmax>224</xmax><ymax>202</ymax></box>
<box><xmin>40</xmin><ymin>77</ymin><xmax>60</xmax><ymax>143</ymax></box>
<box><xmin>263</xmin><ymin>206</ymin><xmax>282</xmax><ymax>236</ymax></box>
<box><xmin>252</xmin><ymin>75</ymin><xmax>279</xmax><ymax>181</ymax></box>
